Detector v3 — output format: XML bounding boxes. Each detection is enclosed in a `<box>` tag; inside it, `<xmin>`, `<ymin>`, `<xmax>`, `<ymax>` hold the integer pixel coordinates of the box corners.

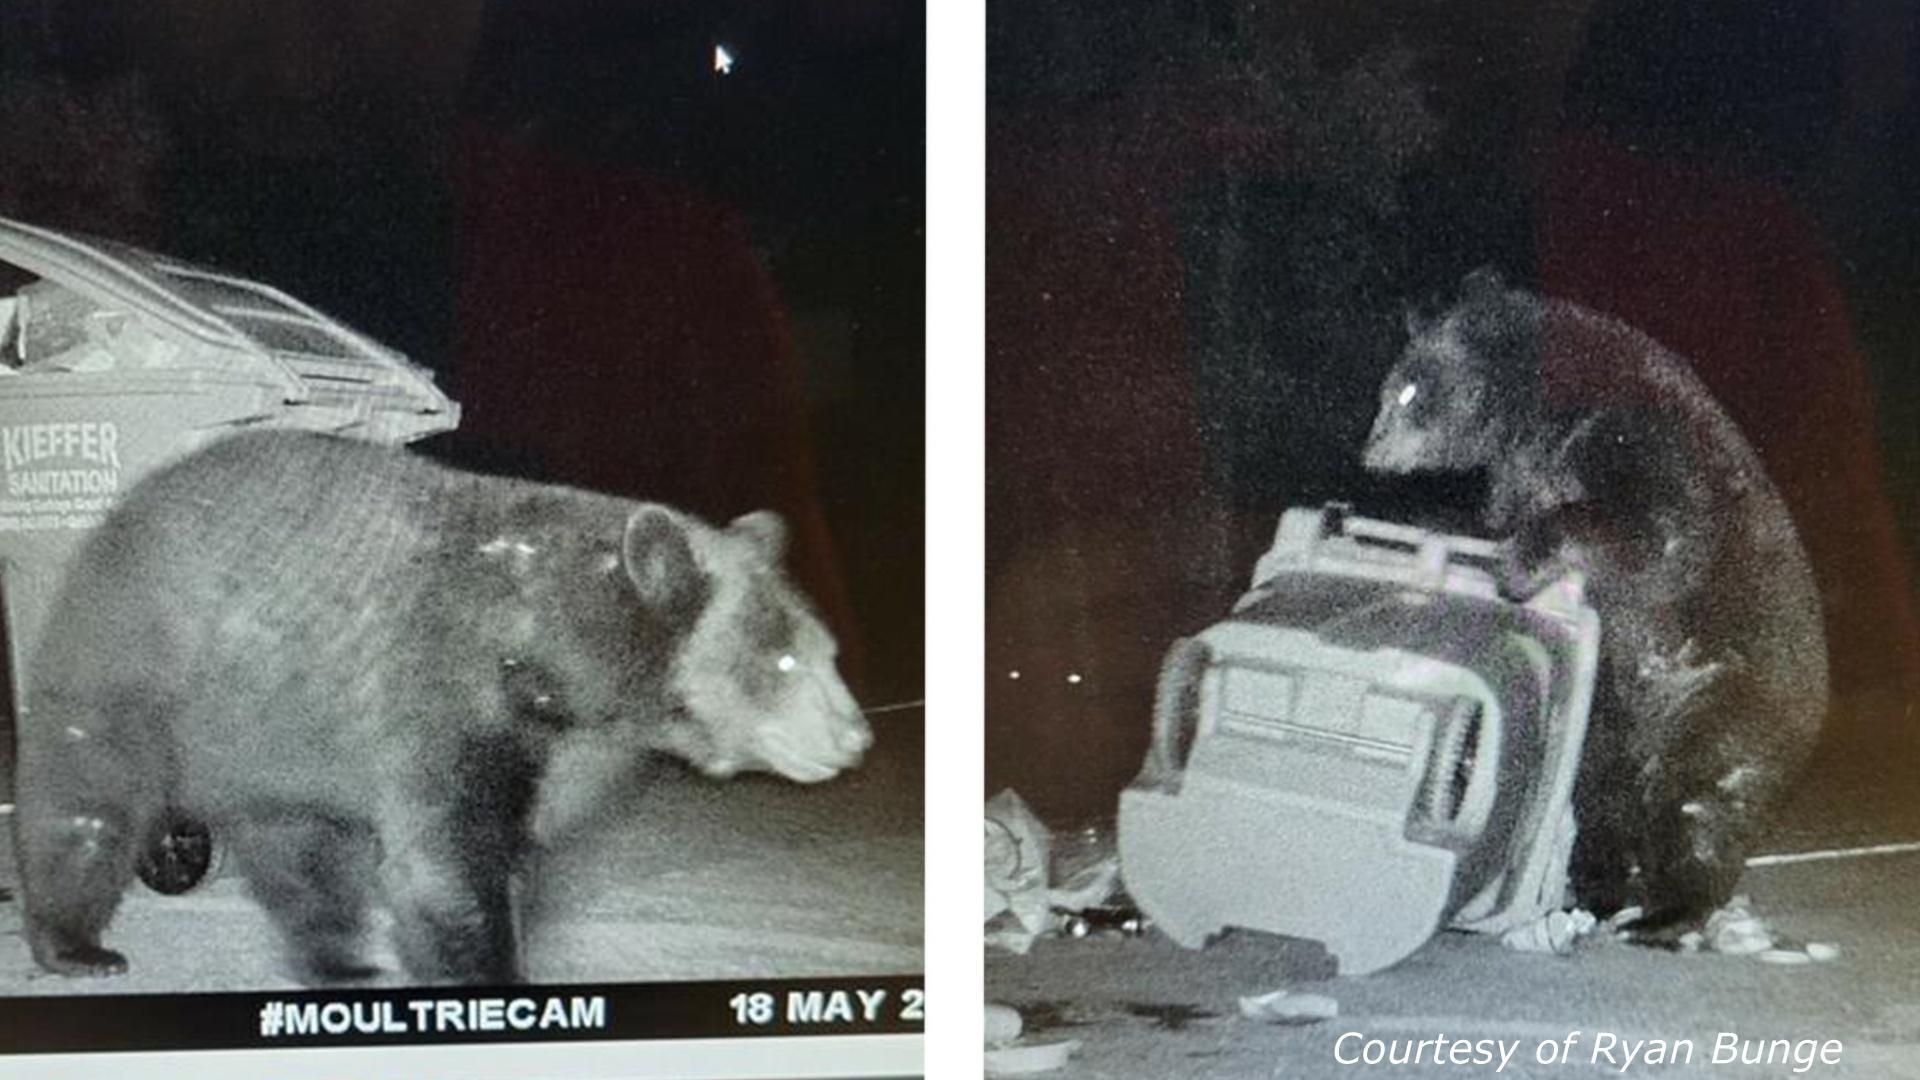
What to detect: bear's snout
<box><xmin>1360</xmin><ymin>419</ymin><xmax>1403</xmax><ymax>472</ymax></box>
<box><xmin>835</xmin><ymin>716</ymin><xmax>874</xmax><ymax>756</ymax></box>
<box><xmin>753</xmin><ymin>702</ymin><xmax>871</xmax><ymax>784</ymax></box>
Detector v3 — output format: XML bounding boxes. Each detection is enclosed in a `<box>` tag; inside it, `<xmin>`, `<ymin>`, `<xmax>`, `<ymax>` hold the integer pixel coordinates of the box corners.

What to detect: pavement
<box><xmin>0</xmin><ymin>712</ymin><xmax>923</xmax><ymax>995</ymax></box>
<box><xmin>986</xmin><ymin>720</ymin><xmax>1920</xmax><ymax>1079</ymax></box>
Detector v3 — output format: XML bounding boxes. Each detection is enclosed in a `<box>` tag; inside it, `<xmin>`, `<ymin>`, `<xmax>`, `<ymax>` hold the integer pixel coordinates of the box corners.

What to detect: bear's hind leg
<box><xmin>13</xmin><ymin>693</ymin><xmax>163</xmax><ymax>977</ymax></box>
<box><xmin>229</xmin><ymin>809</ymin><xmax>382</xmax><ymax>984</ymax></box>
<box><xmin>16</xmin><ymin>805</ymin><xmax>142</xmax><ymax>976</ymax></box>
<box><xmin>1618</xmin><ymin>679</ymin><xmax>1810</xmax><ymax>945</ymax></box>
<box><xmin>1616</xmin><ymin>782</ymin><xmax>1754</xmax><ymax>948</ymax></box>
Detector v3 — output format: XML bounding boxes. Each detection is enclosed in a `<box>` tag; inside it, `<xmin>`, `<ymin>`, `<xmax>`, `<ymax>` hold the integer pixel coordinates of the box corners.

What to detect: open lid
<box><xmin>0</xmin><ymin>216</ymin><xmax>457</xmax><ymax>437</ymax></box>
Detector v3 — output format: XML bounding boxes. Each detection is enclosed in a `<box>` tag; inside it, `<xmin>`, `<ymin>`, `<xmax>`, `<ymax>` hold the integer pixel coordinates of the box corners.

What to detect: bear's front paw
<box><xmin>41</xmin><ymin>943</ymin><xmax>129</xmax><ymax>977</ymax></box>
<box><xmin>1493</xmin><ymin>538</ymin><xmax>1554</xmax><ymax>601</ymax></box>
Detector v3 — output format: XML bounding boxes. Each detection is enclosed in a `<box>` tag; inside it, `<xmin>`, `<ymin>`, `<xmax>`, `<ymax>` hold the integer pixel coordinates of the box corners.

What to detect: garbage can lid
<box><xmin>0</xmin><ymin>216</ymin><xmax>456</xmax><ymax>433</ymax></box>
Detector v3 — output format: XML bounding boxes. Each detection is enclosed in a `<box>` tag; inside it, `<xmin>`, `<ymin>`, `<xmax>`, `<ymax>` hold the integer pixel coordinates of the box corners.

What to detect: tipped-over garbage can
<box><xmin>1119</xmin><ymin>506</ymin><xmax>1600</xmax><ymax>974</ymax></box>
<box><xmin>0</xmin><ymin>216</ymin><xmax>460</xmax><ymax>815</ymax></box>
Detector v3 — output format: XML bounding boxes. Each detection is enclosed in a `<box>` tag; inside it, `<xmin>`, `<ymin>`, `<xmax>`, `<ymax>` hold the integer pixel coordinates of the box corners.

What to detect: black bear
<box><xmin>13</xmin><ymin>429</ymin><xmax>871</xmax><ymax>984</ymax></box>
<box><xmin>1362</xmin><ymin>269</ymin><xmax>1827</xmax><ymax>939</ymax></box>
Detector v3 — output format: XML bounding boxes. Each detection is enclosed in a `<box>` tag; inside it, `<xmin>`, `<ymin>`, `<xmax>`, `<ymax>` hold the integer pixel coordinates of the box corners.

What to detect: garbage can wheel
<box><xmin>137</xmin><ymin>813</ymin><xmax>220</xmax><ymax>895</ymax></box>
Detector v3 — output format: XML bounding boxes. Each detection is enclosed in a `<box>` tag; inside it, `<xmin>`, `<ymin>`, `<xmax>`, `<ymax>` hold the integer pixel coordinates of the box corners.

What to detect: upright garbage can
<box><xmin>0</xmin><ymin>216</ymin><xmax>460</xmax><ymax>817</ymax></box>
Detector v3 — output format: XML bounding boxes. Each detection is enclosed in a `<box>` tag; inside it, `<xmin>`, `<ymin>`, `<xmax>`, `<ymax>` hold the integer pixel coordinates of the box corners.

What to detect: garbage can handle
<box><xmin>1135</xmin><ymin>636</ymin><xmax>1211</xmax><ymax>794</ymax></box>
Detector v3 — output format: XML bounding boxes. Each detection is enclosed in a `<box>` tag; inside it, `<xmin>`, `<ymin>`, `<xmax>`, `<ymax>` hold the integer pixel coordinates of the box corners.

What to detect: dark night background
<box><xmin>987</xmin><ymin>0</ymin><xmax>1920</xmax><ymax>826</ymax></box>
<box><xmin>0</xmin><ymin>0</ymin><xmax>925</xmax><ymax>712</ymax></box>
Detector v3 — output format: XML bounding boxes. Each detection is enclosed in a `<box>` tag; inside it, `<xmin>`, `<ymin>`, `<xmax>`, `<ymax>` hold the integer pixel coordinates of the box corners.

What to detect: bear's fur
<box><xmin>13</xmin><ymin>429</ymin><xmax>870</xmax><ymax>984</ymax></box>
<box><xmin>1362</xmin><ymin>269</ymin><xmax>1827</xmax><ymax>936</ymax></box>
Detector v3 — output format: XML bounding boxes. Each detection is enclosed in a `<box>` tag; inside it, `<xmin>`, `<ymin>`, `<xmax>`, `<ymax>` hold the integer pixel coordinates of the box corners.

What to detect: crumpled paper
<box><xmin>986</xmin><ymin>791</ymin><xmax>1129</xmax><ymax>952</ymax></box>
<box><xmin>985</xmin><ymin>790</ymin><xmax>1053</xmax><ymax>953</ymax></box>
<box><xmin>1238</xmin><ymin>989</ymin><xmax>1340</xmax><ymax>1025</ymax></box>
<box><xmin>985</xmin><ymin>1039</ymin><xmax>1081</xmax><ymax>1075</ymax></box>
<box><xmin>985</xmin><ymin>1002</ymin><xmax>1024</xmax><ymax>1046</ymax></box>
<box><xmin>1047</xmin><ymin>824</ymin><xmax>1122</xmax><ymax>913</ymax></box>
<box><xmin>1698</xmin><ymin>895</ymin><xmax>1840</xmax><ymax>964</ymax></box>
<box><xmin>1500</xmin><ymin>908</ymin><xmax>1598</xmax><ymax>955</ymax></box>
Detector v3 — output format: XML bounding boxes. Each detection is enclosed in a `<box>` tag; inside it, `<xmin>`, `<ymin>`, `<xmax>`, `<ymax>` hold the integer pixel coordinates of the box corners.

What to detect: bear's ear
<box><xmin>729</xmin><ymin>510</ymin><xmax>788</xmax><ymax>563</ymax></box>
<box><xmin>1403</xmin><ymin>302</ymin><xmax>1428</xmax><ymax>339</ymax></box>
<box><xmin>622</xmin><ymin>506</ymin><xmax>702</xmax><ymax>608</ymax></box>
<box><xmin>1461</xmin><ymin>266</ymin><xmax>1508</xmax><ymax>299</ymax></box>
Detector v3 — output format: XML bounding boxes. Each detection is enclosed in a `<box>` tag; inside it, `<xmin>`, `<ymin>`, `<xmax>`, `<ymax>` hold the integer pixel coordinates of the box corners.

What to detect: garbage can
<box><xmin>0</xmin><ymin>216</ymin><xmax>460</xmax><ymax>815</ymax></box>
<box><xmin>1118</xmin><ymin>506</ymin><xmax>1600</xmax><ymax>974</ymax></box>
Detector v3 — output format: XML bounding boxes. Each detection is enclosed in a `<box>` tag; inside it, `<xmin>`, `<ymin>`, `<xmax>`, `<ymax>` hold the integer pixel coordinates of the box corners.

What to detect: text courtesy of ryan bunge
<box><xmin>1333</xmin><ymin>1030</ymin><xmax>1846</xmax><ymax>1074</ymax></box>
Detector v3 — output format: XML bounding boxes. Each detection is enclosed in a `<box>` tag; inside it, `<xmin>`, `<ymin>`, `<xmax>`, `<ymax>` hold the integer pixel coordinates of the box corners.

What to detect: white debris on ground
<box><xmin>985</xmin><ymin>1002</ymin><xmax>1024</xmax><ymax>1046</ymax></box>
<box><xmin>983</xmin><ymin>1001</ymin><xmax>1082</xmax><ymax>1075</ymax></box>
<box><xmin>1494</xmin><ymin>897</ymin><xmax>1842</xmax><ymax>965</ymax></box>
<box><xmin>985</xmin><ymin>790</ymin><xmax>1055</xmax><ymax>953</ymax></box>
<box><xmin>985</xmin><ymin>1038</ymin><xmax>1082</xmax><ymax>1076</ymax></box>
<box><xmin>1705</xmin><ymin>897</ymin><xmax>1774</xmax><ymax>955</ymax></box>
<box><xmin>1604</xmin><ymin>896</ymin><xmax>1843</xmax><ymax>964</ymax></box>
<box><xmin>985</xmin><ymin>790</ymin><xmax>1128</xmax><ymax>953</ymax></box>
<box><xmin>1047</xmin><ymin>826</ymin><xmax>1122</xmax><ymax>912</ymax></box>
<box><xmin>1500</xmin><ymin>908</ymin><xmax>1599</xmax><ymax>955</ymax></box>
<box><xmin>1698</xmin><ymin>895</ymin><xmax>1842</xmax><ymax>964</ymax></box>
<box><xmin>1237</xmin><ymin>989</ymin><xmax>1340</xmax><ymax>1025</ymax></box>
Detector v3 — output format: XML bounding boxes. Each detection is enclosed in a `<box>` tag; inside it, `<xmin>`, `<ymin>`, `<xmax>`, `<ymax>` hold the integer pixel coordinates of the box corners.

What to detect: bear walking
<box><xmin>1362</xmin><ymin>270</ymin><xmax>1827</xmax><ymax>937</ymax></box>
<box><xmin>13</xmin><ymin>429</ymin><xmax>871</xmax><ymax>984</ymax></box>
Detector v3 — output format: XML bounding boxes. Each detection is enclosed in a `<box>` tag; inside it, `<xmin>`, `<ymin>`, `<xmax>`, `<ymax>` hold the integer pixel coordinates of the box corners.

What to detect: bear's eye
<box><xmin>776</xmin><ymin>653</ymin><xmax>799</xmax><ymax>674</ymax></box>
<box><xmin>1397</xmin><ymin>382</ymin><xmax>1419</xmax><ymax>408</ymax></box>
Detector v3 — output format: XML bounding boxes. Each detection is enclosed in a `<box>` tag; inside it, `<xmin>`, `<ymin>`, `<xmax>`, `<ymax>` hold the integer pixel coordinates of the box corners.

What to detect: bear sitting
<box><xmin>1362</xmin><ymin>269</ymin><xmax>1827</xmax><ymax>940</ymax></box>
<box><xmin>13</xmin><ymin>429</ymin><xmax>871</xmax><ymax>984</ymax></box>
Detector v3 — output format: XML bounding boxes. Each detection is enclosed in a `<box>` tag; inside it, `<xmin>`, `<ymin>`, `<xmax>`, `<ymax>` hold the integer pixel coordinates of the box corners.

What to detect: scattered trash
<box><xmin>985</xmin><ymin>1002</ymin><xmax>1024</xmax><ymax>1047</ymax></box>
<box><xmin>1706</xmin><ymin>898</ymin><xmax>1775</xmax><ymax>956</ymax></box>
<box><xmin>1054</xmin><ymin>906</ymin><xmax>1148</xmax><ymax>939</ymax></box>
<box><xmin>986</xmin><ymin>792</ymin><xmax>1137</xmax><ymax>952</ymax></box>
<box><xmin>1237</xmin><ymin>989</ymin><xmax>1340</xmax><ymax>1025</ymax></box>
<box><xmin>986</xmin><ymin>790</ymin><xmax>1053</xmax><ymax>954</ymax></box>
<box><xmin>1500</xmin><ymin>908</ymin><xmax>1597</xmax><ymax>955</ymax></box>
<box><xmin>985</xmin><ymin>1039</ymin><xmax>1082</xmax><ymax>1076</ymax></box>
<box><xmin>1048</xmin><ymin>823</ymin><xmax>1123</xmax><ymax>913</ymax></box>
<box><xmin>1626</xmin><ymin>896</ymin><xmax>1843</xmax><ymax>965</ymax></box>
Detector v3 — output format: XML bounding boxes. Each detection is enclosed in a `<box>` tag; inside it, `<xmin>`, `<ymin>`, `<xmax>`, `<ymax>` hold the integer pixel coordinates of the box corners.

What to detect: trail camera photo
<box><xmin>0</xmin><ymin>0</ymin><xmax>924</xmax><ymax>1010</ymax></box>
<box><xmin>986</xmin><ymin>2</ymin><xmax>1919</xmax><ymax>1077</ymax></box>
